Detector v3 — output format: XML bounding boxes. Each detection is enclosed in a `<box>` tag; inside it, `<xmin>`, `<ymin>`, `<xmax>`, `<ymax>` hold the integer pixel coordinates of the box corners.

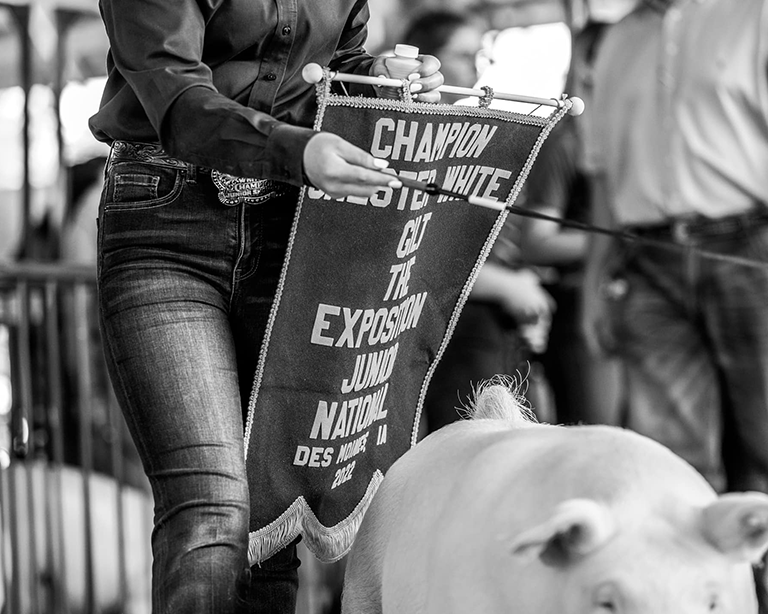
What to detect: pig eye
<box><xmin>708</xmin><ymin>594</ymin><xmax>720</xmax><ymax>611</ymax></box>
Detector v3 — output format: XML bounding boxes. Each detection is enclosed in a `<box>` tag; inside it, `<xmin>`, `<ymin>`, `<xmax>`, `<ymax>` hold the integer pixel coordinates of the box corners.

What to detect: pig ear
<box><xmin>510</xmin><ymin>498</ymin><xmax>616</xmax><ymax>567</ymax></box>
<box><xmin>701</xmin><ymin>492</ymin><xmax>768</xmax><ymax>563</ymax></box>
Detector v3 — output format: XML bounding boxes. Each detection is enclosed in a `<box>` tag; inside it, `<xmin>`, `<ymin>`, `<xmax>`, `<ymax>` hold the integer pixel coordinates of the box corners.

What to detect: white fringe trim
<box><xmin>247</xmin><ymin>470</ymin><xmax>385</xmax><ymax>565</ymax></box>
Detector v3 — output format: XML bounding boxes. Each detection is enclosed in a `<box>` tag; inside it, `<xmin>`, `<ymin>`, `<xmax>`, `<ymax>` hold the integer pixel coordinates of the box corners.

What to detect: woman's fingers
<box><xmin>303</xmin><ymin>133</ymin><xmax>401</xmax><ymax>199</ymax></box>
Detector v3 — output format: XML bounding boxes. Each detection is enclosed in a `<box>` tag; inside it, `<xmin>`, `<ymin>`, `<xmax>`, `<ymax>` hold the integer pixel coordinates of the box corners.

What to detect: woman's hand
<box><xmin>303</xmin><ymin>132</ymin><xmax>402</xmax><ymax>199</ymax></box>
<box><xmin>470</xmin><ymin>263</ymin><xmax>555</xmax><ymax>353</ymax></box>
<box><xmin>499</xmin><ymin>268</ymin><xmax>555</xmax><ymax>326</ymax></box>
<box><xmin>369</xmin><ymin>53</ymin><xmax>444</xmax><ymax>103</ymax></box>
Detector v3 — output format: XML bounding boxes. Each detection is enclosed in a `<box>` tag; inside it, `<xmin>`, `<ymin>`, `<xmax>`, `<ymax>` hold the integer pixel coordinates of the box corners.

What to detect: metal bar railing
<box><xmin>107</xmin><ymin>390</ymin><xmax>129</xmax><ymax>607</ymax></box>
<box><xmin>43</xmin><ymin>280</ymin><xmax>69</xmax><ymax>614</ymax></box>
<box><xmin>0</xmin><ymin>260</ymin><xmax>152</xmax><ymax>614</ymax></box>
<box><xmin>73</xmin><ymin>282</ymin><xmax>96</xmax><ymax>613</ymax></box>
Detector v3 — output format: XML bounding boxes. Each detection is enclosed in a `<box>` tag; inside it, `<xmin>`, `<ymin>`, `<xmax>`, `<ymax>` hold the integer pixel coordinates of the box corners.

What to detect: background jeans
<box><xmin>97</xmin><ymin>158</ymin><xmax>301</xmax><ymax>613</ymax></box>
<box><xmin>607</xmin><ymin>223</ymin><xmax>768</xmax><ymax>494</ymax></box>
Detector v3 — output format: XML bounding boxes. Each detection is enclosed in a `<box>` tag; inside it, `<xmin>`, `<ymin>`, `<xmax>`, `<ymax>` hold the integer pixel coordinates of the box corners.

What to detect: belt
<box><xmin>625</xmin><ymin>206</ymin><xmax>768</xmax><ymax>242</ymax></box>
<box><xmin>108</xmin><ymin>140</ymin><xmax>288</xmax><ymax>205</ymax></box>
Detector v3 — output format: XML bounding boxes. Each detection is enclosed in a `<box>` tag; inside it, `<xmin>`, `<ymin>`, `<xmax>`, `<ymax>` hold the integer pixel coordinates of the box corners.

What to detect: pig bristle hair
<box><xmin>460</xmin><ymin>374</ymin><xmax>538</xmax><ymax>424</ymax></box>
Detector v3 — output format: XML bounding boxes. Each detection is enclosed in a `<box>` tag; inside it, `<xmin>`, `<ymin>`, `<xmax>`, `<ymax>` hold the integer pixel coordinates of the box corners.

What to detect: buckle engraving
<box><xmin>211</xmin><ymin>170</ymin><xmax>284</xmax><ymax>205</ymax></box>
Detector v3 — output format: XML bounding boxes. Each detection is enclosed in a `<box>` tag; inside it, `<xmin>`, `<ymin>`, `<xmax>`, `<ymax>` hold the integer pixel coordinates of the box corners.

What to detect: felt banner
<box><xmin>245</xmin><ymin>78</ymin><xmax>569</xmax><ymax>564</ymax></box>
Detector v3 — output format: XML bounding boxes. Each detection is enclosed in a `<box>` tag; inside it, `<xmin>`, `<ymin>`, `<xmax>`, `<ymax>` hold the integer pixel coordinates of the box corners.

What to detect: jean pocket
<box><xmin>106</xmin><ymin>163</ymin><xmax>184</xmax><ymax>211</ymax></box>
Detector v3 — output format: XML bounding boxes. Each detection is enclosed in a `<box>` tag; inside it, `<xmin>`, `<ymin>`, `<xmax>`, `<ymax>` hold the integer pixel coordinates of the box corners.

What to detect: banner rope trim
<box><xmin>505</xmin><ymin>100</ymin><xmax>571</xmax><ymax>211</ymax></box>
<box><xmin>321</xmin><ymin>92</ymin><xmax>552</xmax><ymax>126</ymax></box>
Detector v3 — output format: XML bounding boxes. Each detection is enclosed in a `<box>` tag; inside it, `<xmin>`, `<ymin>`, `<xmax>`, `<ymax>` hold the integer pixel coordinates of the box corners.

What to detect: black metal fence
<box><xmin>0</xmin><ymin>261</ymin><xmax>152</xmax><ymax>614</ymax></box>
<box><xmin>0</xmin><ymin>261</ymin><xmax>347</xmax><ymax>614</ymax></box>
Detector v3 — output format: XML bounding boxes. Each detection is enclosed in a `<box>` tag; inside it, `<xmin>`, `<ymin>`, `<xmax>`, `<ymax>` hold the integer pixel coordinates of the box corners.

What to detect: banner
<box><xmin>245</xmin><ymin>78</ymin><xmax>569</xmax><ymax>564</ymax></box>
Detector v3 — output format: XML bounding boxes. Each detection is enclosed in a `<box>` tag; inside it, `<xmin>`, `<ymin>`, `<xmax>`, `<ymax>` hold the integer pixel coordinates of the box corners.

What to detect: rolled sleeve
<box><xmin>161</xmin><ymin>86</ymin><xmax>315</xmax><ymax>184</ymax></box>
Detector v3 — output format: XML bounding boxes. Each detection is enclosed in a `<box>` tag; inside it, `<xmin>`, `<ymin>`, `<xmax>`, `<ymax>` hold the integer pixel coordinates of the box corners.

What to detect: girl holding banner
<box><xmin>88</xmin><ymin>2</ymin><xmax>442</xmax><ymax>613</ymax></box>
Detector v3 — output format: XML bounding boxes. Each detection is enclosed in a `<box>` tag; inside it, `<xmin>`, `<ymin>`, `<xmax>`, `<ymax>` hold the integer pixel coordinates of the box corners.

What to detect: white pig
<box><xmin>341</xmin><ymin>382</ymin><xmax>768</xmax><ymax>614</ymax></box>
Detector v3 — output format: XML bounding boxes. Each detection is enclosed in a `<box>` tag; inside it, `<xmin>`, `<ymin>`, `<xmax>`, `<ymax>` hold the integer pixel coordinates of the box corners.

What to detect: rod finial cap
<box><xmin>302</xmin><ymin>63</ymin><xmax>324</xmax><ymax>84</ymax></box>
<box><xmin>568</xmin><ymin>97</ymin><xmax>585</xmax><ymax>116</ymax></box>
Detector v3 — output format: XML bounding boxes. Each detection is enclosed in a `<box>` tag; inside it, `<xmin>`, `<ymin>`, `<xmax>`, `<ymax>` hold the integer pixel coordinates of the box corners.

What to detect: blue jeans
<box><xmin>97</xmin><ymin>154</ymin><xmax>301</xmax><ymax>613</ymax></box>
<box><xmin>605</xmin><ymin>222</ymin><xmax>768</xmax><ymax>493</ymax></box>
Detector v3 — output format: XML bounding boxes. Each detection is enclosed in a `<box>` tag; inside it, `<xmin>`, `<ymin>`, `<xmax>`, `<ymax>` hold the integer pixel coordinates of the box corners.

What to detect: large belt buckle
<box><xmin>210</xmin><ymin>170</ymin><xmax>281</xmax><ymax>205</ymax></box>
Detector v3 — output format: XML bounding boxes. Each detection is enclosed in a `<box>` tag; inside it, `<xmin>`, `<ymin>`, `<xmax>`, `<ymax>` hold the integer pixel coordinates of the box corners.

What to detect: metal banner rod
<box><xmin>301</xmin><ymin>63</ymin><xmax>585</xmax><ymax>116</ymax></box>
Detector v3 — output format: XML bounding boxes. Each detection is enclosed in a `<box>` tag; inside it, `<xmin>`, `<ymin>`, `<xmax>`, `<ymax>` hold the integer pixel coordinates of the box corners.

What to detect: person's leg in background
<box><xmin>704</xmin><ymin>226</ymin><xmax>768</xmax><ymax>614</ymax></box>
<box><xmin>707</xmin><ymin>227</ymin><xmax>768</xmax><ymax>494</ymax></box>
<box><xmin>423</xmin><ymin>301</ymin><xmax>528</xmax><ymax>433</ymax></box>
<box><xmin>607</xmin><ymin>245</ymin><xmax>725</xmax><ymax>491</ymax></box>
<box><xmin>539</xmin><ymin>284</ymin><xmax>625</xmax><ymax>427</ymax></box>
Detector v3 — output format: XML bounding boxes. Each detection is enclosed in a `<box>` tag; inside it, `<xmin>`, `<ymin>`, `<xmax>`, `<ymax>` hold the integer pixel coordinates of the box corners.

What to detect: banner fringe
<box><xmin>248</xmin><ymin>470</ymin><xmax>385</xmax><ymax>566</ymax></box>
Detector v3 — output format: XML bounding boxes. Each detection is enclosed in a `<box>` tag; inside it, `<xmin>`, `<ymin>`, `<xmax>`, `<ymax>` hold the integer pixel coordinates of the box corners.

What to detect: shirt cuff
<box><xmin>267</xmin><ymin>124</ymin><xmax>317</xmax><ymax>187</ymax></box>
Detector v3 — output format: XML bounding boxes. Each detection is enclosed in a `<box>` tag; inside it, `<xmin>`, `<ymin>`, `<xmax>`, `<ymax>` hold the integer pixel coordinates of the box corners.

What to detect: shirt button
<box><xmin>264</xmin><ymin>73</ymin><xmax>277</xmax><ymax>81</ymax></box>
<box><xmin>282</xmin><ymin>25</ymin><xmax>292</xmax><ymax>36</ymax></box>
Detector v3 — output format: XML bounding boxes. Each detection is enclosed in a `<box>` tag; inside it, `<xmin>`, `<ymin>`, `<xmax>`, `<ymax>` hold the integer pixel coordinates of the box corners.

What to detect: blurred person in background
<box><xmin>584</xmin><ymin>0</ymin><xmax>768</xmax><ymax>498</ymax></box>
<box><xmin>471</xmin><ymin>0</ymin><xmax>572</xmax><ymax>117</ymax></box>
<box><xmin>422</xmin><ymin>224</ymin><xmax>555</xmax><ymax>431</ymax></box>
<box><xmin>59</xmin><ymin>13</ymin><xmax>111</xmax><ymax>265</ymax></box>
<box><xmin>401</xmin><ymin>8</ymin><xmax>486</xmax><ymax>103</ymax></box>
<box><xmin>517</xmin><ymin>18</ymin><xmax>625</xmax><ymax>427</ymax></box>
<box><xmin>582</xmin><ymin>5</ymin><xmax>768</xmax><ymax>608</ymax></box>
<box><xmin>0</xmin><ymin>82</ymin><xmax>63</xmax><ymax>261</ymax></box>
<box><xmin>408</xmin><ymin>7</ymin><xmax>556</xmax><ymax>432</ymax></box>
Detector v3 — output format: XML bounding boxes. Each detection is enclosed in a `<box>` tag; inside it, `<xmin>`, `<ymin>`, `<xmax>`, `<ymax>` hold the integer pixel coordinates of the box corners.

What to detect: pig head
<box><xmin>341</xmin><ymin>383</ymin><xmax>768</xmax><ymax>614</ymax></box>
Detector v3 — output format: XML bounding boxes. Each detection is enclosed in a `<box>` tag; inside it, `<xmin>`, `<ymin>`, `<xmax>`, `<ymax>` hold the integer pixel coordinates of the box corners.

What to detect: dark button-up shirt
<box><xmin>89</xmin><ymin>0</ymin><xmax>377</xmax><ymax>185</ymax></box>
